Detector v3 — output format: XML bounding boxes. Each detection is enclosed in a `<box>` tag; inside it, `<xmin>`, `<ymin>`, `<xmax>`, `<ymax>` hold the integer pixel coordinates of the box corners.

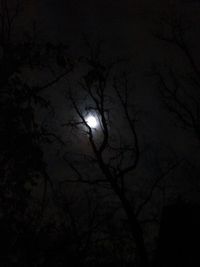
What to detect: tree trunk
<box><xmin>97</xmin><ymin>157</ymin><xmax>149</xmax><ymax>266</ymax></box>
<box><xmin>119</xmin><ymin>193</ymin><xmax>149</xmax><ymax>267</ymax></box>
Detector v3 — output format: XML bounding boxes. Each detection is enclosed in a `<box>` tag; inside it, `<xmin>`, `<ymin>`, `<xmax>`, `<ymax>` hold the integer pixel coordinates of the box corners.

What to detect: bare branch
<box><xmin>136</xmin><ymin>160</ymin><xmax>183</xmax><ymax>217</ymax></box>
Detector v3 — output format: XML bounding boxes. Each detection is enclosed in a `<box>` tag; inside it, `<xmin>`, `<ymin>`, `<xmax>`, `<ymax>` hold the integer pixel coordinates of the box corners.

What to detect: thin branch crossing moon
<box><xmin>86</xmin><ymin>115</ymin><xmax>98</xmax><ymax>128</ymax></box>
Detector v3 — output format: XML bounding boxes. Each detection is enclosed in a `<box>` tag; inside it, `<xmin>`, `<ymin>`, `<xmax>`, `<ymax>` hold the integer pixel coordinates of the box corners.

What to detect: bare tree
<box><xmin>153</xmin><ymin>4</ymin><xmax>200</xmax><ymax>143</ymax></box>
<box><xmin>63</xmin><ymin>43</ymin><xmax>178</xmax><ymax>267</ymax></box>
<box><xmin>0</xmin><ymin>2</ymin><xmax>74</xmax><ymax>265</ymax></box>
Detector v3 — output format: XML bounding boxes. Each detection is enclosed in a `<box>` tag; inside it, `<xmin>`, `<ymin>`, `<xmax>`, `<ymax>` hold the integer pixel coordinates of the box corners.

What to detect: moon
<box><xmin>86</xmin><ymin>115</ymin><xmax>98</xmax><ymax>128</ymax></box>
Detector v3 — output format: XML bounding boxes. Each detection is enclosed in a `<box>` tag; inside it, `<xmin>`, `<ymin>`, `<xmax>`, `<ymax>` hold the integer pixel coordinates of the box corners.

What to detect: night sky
<box><xmin>1</xmin><ymin>0</ymin><xmax>200</xmax><ymax>266</ymax></box>
<box><xmin>22</xmin><ymin>0</ymin><xmax>200</xmax><ymax>196</ymax></box>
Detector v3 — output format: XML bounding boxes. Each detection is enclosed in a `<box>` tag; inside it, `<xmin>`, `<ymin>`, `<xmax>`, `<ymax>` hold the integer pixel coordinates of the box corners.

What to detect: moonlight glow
<box><xmin>86</xmin><ymin>115</ymin><xmax>98</xmax><ymax>128</ymax></box>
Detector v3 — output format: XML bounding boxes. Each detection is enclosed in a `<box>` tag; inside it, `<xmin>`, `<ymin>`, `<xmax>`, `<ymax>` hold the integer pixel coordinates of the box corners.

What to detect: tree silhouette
<box><xmin>0</xmin><ymin>1</ymin><xmax>73</xmax><ymax>265</ymax></box>
<box><xmin>153</xmin><ymin>4</ymin><xmax>200</xmax><ymax>142</ymax></box>
<box><xmin>151</xmin><ymin>4</ymin><xmax>200</xmax><ymax>266</ymax></box>
<box><xmin>0</xmin><ymin>2</ymin><xmax>187</xmax><ymax>266</ymax></box>
<box><xmin>63</xmin><ymin>42</ymin><xmax>178</xmax><ymax>267</ymax></box>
